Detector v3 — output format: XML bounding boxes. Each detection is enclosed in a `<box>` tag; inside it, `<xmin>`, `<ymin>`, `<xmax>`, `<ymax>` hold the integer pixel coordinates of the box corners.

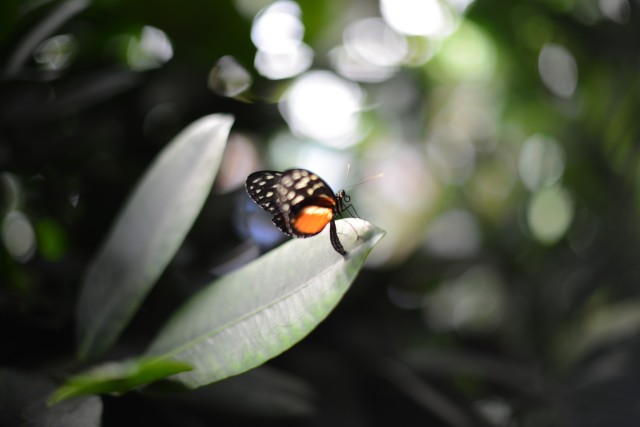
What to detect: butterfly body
<box><xmin>246</xmin><ymin>169</ymin><xmax>348</xmax><ymax>255</ymax></box>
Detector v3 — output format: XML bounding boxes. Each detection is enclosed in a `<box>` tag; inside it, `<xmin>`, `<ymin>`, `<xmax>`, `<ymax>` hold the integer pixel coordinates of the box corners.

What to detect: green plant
<box><xmin>1</xmin><ymin>113</ymin><xmax>384</xmax><ymax>424</ymax></box>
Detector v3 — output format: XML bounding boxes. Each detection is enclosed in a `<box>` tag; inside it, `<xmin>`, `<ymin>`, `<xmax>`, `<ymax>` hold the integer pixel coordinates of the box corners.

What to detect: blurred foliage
<box><xmin>2</xmin><ymin>0</ymin><xmax>640</xmax><ymax>426</ymax></box>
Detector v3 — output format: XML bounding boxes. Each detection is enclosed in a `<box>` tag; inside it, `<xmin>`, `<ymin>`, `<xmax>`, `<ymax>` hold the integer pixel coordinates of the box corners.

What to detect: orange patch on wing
<box><xmin>292</xmin><ymin>206</ymin><xmax>333</xmax><ymax>235</ymax></box>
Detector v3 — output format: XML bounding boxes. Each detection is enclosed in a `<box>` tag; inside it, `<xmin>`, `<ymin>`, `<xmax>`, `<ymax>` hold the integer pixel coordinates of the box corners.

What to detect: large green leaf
<box><xmin>76</xmin><ymin>114</ymin><xmax>234</xmax><ymax>362</ymax></box>
<box><xmin>145</xmin><ymin>219</ymin><xmax>385</xmax><ymax>389</ymax></box>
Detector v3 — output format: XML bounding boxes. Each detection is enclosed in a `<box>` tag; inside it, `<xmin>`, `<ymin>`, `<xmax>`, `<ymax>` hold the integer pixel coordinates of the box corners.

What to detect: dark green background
<box><xmin>2</xmin><ymin>0</ymin><xmax>640</xmax><ymax>426</ymax></box>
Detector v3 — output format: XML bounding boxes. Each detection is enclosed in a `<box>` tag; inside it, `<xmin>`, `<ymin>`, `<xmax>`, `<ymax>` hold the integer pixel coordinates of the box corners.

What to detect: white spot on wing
<box><xmin>281</xmin><ymin>176</ymin><xmax>294</xmax><ymax>186</ymax></box>
<box><xmin>294</xmin><ymin>177</ymin><xmax>310</xmax><ymax>189</ymax></box>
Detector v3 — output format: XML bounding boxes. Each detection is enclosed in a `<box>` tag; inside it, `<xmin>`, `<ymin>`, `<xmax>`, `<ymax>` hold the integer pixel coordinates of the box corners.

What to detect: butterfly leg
<box><xmin>329</xmin><ymin>220</ymin><xmax>347</xmax><ymax>256</ymax></box>
<box><xmin>340</xmin><ymin>202</ymin><xmax>361</xmax><ymax>219</ymax></box>
<box><xmin>336</xmin><ymin>202</ymin><xmax>361</xmax><ymax>242</ymax></box>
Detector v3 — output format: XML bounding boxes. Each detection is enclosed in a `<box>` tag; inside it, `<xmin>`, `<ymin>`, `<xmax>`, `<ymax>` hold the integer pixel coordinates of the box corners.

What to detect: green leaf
<box><xmin>48</xmin><ymin>358</ymin><xmax>192</xmax><ymax>405</ymax></box>
<box><xmin>555</xmin><ymin>298</ymin><xmax>640</xmax><ymax>367</ymax></box>
<box><xmin>145</xmin><ymin>219</ymin><xmax>385</xmax><ymax>389</ymax></box>
<box><xmin>76</xmin><ymin>114</ymin><xmax>234</xmax><ymax>362</ymax></box>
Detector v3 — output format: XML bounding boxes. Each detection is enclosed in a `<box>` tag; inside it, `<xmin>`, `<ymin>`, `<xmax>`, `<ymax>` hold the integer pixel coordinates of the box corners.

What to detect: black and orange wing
<box><xmin>275</xmin><ymin>169</ymin><xmax>338</xmax><ymax>237</ymax></box>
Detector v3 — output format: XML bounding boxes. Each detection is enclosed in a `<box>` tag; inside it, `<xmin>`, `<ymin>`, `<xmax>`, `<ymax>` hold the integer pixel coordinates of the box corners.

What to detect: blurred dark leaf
<box><xmin>162</xmin><ymin>365</ymin><xmax>316</xmax><ymax>418</ymax></box>
<box><xmin>0</xmin><ymin>368</ymin><xmax>102</xmax><ymax>427</ymax></box>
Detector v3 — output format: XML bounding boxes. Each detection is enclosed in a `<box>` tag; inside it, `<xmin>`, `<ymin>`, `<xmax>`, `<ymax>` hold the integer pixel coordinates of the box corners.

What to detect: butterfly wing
<box><xmin>246</xmin><ymin>168</ymin><xmax>348</xmax><ymax>256</ymax></box>
<box><xmin>276</xmin><ymin>169</ymin><xmax>338</xmax><ymax>237</ymax></box>
<box><xmin>271</xmin><ymin>212</ymin><xmax>292</xmax><ymax>236</ymax></box>
<box><xmin>246</xmin><ymin>171</ymin><xmax>294</xmax><ymax>236</ymax></box>
<box><xmin>246</xmin><ymin>170</ymin><xmax>282</xmax><ymax>214</ymax></box>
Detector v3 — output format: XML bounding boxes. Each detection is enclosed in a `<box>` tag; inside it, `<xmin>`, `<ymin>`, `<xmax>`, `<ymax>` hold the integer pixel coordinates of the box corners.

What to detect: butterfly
<box><xmin>245</xmin><ymin>168</ymin><xmax>352</xmax><ymax>256</ymax></box>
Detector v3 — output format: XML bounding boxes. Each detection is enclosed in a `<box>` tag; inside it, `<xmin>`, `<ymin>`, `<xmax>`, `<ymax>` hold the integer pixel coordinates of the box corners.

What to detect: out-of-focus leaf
<box><xmin>374</xmin><ymin>357</ymin><xmax>478</xmax><ymax>427</ymax></box>
<box><xmin>76</xmin><ymin>114</ymin><xmax>234</xmax><ymax>362</ymax></box>
<box><xmin>48</xmin><ymin>358</ymin><xmax>192</xmax><ymax>405</ymax></box>
<box><xmin>0</xmin><ymin>368</ymin><xmax>102</xmax><ymax>427</ymax></box>
<box><xmin>161</xmin><ymin>365</ymin><xmax>317</xmax><ymax>417</ymax></box>
<box><xmin>556</xmin><ymin>299</ymin><xmax>640</xmax><ymax>366</ymax></box>
<box><xmin>145</xmin><ymin>219</ymin><xmax>385</xmax><ymax>389</ymax></box>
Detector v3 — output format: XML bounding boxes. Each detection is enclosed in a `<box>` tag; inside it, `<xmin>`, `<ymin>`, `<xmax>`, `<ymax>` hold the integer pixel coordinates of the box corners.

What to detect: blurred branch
<box><xmin>374</xmin><ymin>356</ymin><xmax>483</xmax><ymax>427</ymax></box>
<box><xmin>402</xmin><ymin>348</ymin><xmax>551</xmax><ymax>396</ymax></box>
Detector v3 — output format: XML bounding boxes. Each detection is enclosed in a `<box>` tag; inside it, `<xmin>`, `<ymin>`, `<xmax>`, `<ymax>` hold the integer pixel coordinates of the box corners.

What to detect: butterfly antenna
<box><xmin>343</xmin><ymin>172</ymin><xmax>384</xmax><ymax>191</ymax></box>
<box><xmin>341</xmin><ymin>164</ymin><xmax>352</xmax><ymax>190</ymax></box>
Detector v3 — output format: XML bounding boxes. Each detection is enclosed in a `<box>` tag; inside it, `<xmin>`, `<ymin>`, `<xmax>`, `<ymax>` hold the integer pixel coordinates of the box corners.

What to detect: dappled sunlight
<box><xmin>251</xmin><ymin>1</ymin><xmax>303</xmax><ymax>53</ymax></box>
<box><xmin>331</xmin><ymin>45</ymin><xmax>397</xmax><ymax>83</ymax></box>
<box><xmin>598</xmin><ymin>0</ymin><xmax>630</xmax><ymax>24</ymax></box>
<box><xmin>0</xmin><ymin>174</ymin><xmax>36</xmax><ymax>263</ymax></box>
<box><xmin>449</xmin><ymin>0</ymin><xmax>476</xmax><ymax>12</ymax></box>
<box><xmin>518</xmin><ymin>134</ymin><xmax>565</xmax><ymax>190</ymax></box>
<box><xmin>380</xmin><ymin>0</ymin><xmax>457</xmax><ymax>37</ymax></box>
<box><xmin>251</xmin><ymin>1</ymin><xmax>312</xmax><ymax>79</ymax></box>
<box><xmin>278</xmin><ymin>71</ymin><xmax>363</xmax><ymax>147</ymax></box>
<box><xmin>432</xmin><ymin>20</ymin><xmax>496</xmax><ymax>82</ymax></box>
<box><xmin>208</xmin><ymin>56</ymin><xmax>253</xmax><ymax>97</ymax></box>
<box><xmin>343</xmin><ymin>18</ymin><xmax>408</xmax><ymax>69</ymax></box>
<box><xmin>518</xmin><ymin>133</ymin><xmax>572</xmax><ymax>245</ymax></box>
<box><xmin>254</xmin><ymin>44</ymin><xmax>313</xmax><ymax>80</ymax></box>
<box><xmin>233</xmin><ymin>0</ymin><xmax>272</xmax><ymax>18</ymax></box>
<box><xmin>126</xmin><ymin>26</ymin><xmax>173</xmax><ymax>71</ymax></box>
<box><xmin>332</xmin><ymin>18</ymin><xmax>407</xmax><ymax>83</ymax></box>
<box><xmin>538</xmin><ymin>43</ymin><xmax>578</xmax><ymax>98</ymax></box>
<box><xmin>1</xmin><ymin>210</ymin><xmax>36</xmax><ymax>263</ymax></box>
<box><xmin>527</xmin><ymin>184</ymin><xmax>574</xmax><ymax>245</ymax></box>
